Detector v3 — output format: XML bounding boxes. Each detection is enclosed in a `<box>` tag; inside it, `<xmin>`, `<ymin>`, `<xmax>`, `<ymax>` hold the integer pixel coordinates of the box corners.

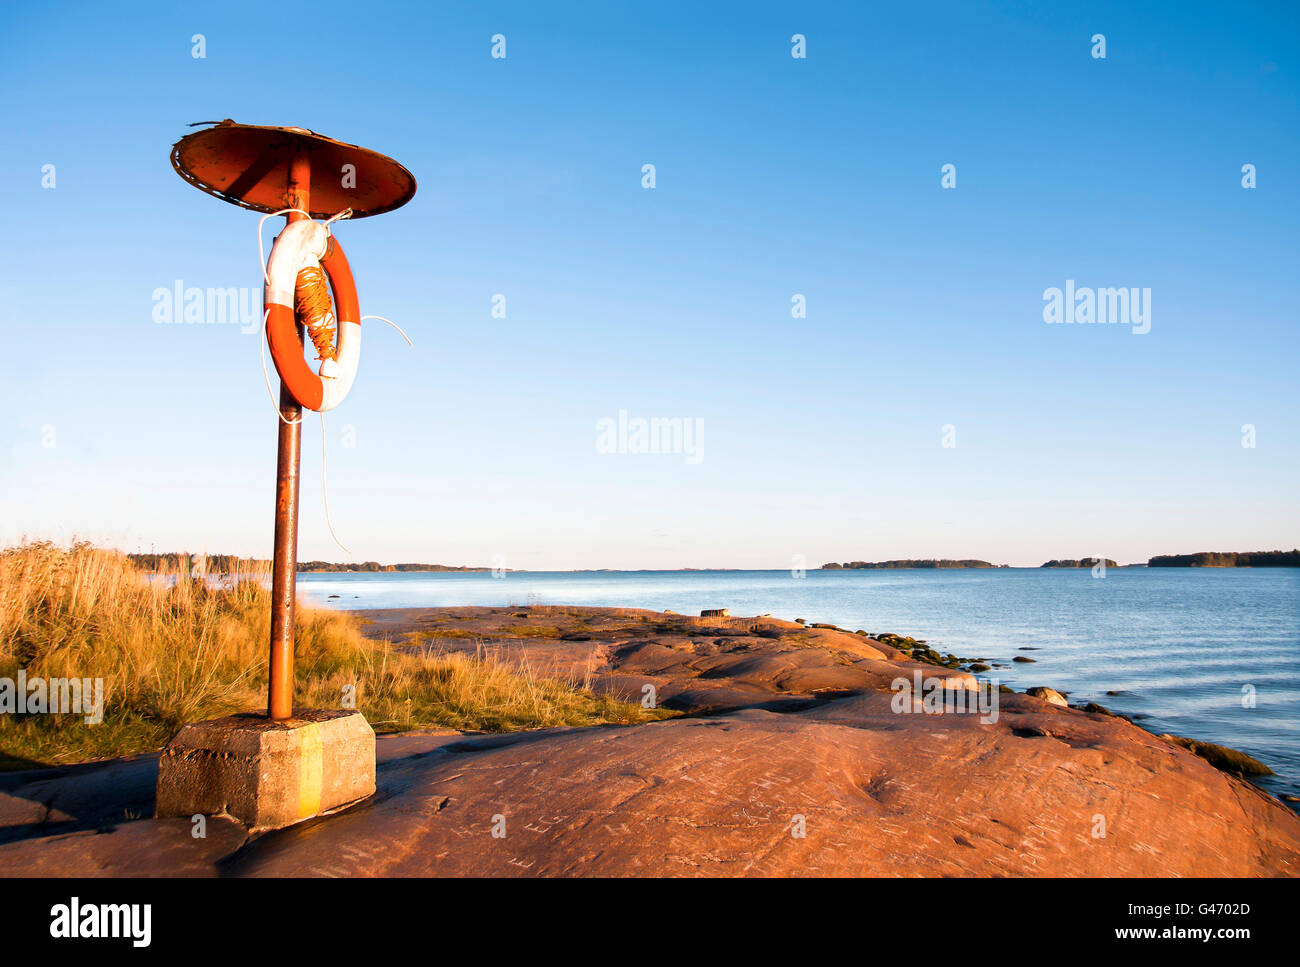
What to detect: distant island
<box><xmin>131</xmin><ymin>550</ymin><xmax>1300</xmax><ymax>574</ymax></box>
<box><xmin>1147</xmin><ymin>550</ymin><xmax>1300</xmax><ymax>568</ymax></box>
<box><xmin>822</xmin><ymin>560</ymin><xmax>1003</xmax><ymax>569</ymax></box>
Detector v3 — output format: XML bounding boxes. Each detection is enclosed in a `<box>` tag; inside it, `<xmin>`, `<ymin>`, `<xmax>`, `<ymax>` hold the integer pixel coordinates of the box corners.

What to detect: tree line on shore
<box><xmin>126</xmin><ymin>554</ymin><xmax>487</xmax><ymax>574</ymax></box>
<box><xmin>127</xmin><ymin>553</ymin><xmax>264</xmax><ymax>573</ymax></box>
<box><xmin>1040</xmin><ymin>558</ymin><xmax>1118</xmax><ymax>568</ymax></box>
<box><xmin>822</xmin><ymin>560</ymin><xmax>1003</xmax><ymax>569</ymax></box>
<box><xmin>129</xmin><ymin>550</ymin><xmax>1300</xmax><ymax>574</ymax></box>
<box><xmin>823</xmin><ymin>550</ymin><xmax>1299</xmax><ymax>569</ymax></box>
<box><xmin>1147</xmin><ymin>550</ymin><xmax>1300</xmax><ymax>567</ymax></box>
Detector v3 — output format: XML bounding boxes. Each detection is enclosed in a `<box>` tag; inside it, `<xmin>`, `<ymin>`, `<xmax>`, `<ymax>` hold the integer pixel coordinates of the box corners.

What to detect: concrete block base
<box><xmin>156</xmin><ymin>709</ymin><xmax>375</xmax><ymax>832</ymax></box>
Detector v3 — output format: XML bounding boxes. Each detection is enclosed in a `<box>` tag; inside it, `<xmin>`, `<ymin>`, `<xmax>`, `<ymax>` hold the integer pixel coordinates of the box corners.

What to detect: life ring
<box><xmin>264</xmin><ymin>219</ymin><xmax>360</xmax><ymax>411</ymax></box>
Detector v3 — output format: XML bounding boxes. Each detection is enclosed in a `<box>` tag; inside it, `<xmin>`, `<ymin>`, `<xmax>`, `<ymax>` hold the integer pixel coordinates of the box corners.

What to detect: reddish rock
<box><xmin>2</xmin><ymin>607</ymin><xmax>1297</xmax><ymax>876</ymax></box>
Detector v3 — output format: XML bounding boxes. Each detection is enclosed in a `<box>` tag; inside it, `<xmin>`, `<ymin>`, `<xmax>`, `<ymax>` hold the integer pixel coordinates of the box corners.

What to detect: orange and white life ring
<box><xmin>264</xmin><ymin>219</ymin><xmax>360</xmax><ymax>412</ymax></box>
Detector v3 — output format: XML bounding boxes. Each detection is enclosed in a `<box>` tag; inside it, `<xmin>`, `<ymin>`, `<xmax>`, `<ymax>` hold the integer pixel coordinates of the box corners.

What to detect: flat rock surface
<box><xmin>3</xmin><ymin>606</ymin><xmax>1298</xmax><ymax>876</ymax></box>
<box><xmin>358</xmin><ymin>605</ymin><xmax>967</xmax><ymax>714</ymax></box>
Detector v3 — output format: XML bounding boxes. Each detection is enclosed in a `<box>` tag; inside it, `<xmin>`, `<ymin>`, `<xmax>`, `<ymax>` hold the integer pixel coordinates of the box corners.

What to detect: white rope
<box><xmin>312</xmin><ymin>313</ymin><xmax>410</xmax><ymax>554</ymax></box>
<box><xmin>361</xmin><ymin>315</ymin><xmax>414</xmax><ymax>346</ymax></box>
<box><xmin>323</xmin><ymin>208</ymin><xmax>353</xmax><ymax>234</ymax></box>
<box><xmin>319</xmin><ymin>411</ymin><xmax>351</xmax><ymax>554</ymax></box>
<box><xmin>258</xmin><ymin>308</ymin><xmax>302</xmax><ymax>426</ymax></box>
<box><xmin>258</xmin><ymin>312</ymin><xmax>349</xmax><ymax>551</ymax></box>
<box><xmin>258</xmin><ymin>206</ymin><xmax>351</xmax><ymax>282</ymax></box>
<box><xmin>257</xmin><ymin>207</ymin><xmax>313</xmax><ymax>285</ymax></box>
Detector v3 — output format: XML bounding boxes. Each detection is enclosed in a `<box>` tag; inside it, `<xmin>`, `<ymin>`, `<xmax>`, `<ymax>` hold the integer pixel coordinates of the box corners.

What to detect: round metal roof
<box><xmin>171</xmin><ymin>119</ymin><xmax>416</xmax><ymax>218</ymax></box>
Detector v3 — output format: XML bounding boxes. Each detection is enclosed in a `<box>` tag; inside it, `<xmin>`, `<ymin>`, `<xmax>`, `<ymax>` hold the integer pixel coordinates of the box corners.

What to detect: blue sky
<box><xmin>1</xmin><ymin>0</ymin><xmax>1296</xmax><ymax>568</ymax></box>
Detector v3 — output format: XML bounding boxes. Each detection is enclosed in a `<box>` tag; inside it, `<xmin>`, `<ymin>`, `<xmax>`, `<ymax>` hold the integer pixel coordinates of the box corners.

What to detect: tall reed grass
<box><xmin>0</xmin><ymin>542</ymin><xmax>662</xmax><ymax>769</ymax></box>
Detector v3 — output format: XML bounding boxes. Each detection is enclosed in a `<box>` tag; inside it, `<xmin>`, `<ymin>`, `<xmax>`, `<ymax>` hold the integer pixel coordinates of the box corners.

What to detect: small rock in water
<box><xmin>1158</xmin><ymin>734</ymin><xmax>1273</xmax><ymax>777</ymax></box>
<box><xmin>1083</xmin><ymin>702</ymin><xmax>1120</xmax><ymax>717</ymax></box>
<box><xmin>1013</xmin><ymin>656</ymin><xmax>1037</xmax><ymax>663</ymax></box>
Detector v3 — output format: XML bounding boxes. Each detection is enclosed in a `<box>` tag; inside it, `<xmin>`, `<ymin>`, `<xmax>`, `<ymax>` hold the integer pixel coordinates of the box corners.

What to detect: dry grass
<box><xmin>0</xmin><ymin>542</ymin><xmax>668</xmax><ymax>769</ymax></box>
<box><xmin>686</xmin><ymin>614</ymin><xmax>778</xmax><ymax>632</ymax></box>
<box><xmin>524</xmin><ymin>604</ymin><xmax>653</xmax><ymax>619</ymax></box>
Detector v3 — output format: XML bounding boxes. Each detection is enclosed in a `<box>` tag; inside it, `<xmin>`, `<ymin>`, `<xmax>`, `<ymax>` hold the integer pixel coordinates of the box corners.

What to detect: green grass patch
<box><xmin>1160</xmin><ymin>734</ymin><xmax>1274</xmax><ymax>777</ymax></box>
<box><xmin>501</xmin><ymin>623</ymin><xmax>564</xmax><ymax>639</ymax></box>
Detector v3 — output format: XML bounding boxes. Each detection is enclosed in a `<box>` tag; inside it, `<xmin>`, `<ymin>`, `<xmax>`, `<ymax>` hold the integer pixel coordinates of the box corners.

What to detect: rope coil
<box><xmin>294</xmin><ymin>264</ymin><xmax>338</xmax><ymax>362</ymax></box>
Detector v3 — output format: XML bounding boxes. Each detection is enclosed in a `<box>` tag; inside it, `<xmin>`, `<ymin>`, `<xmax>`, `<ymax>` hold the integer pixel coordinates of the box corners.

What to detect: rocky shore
<box><xmin>2</xmin><ymin>606</ymin><xmax>1298</xmax><ymax>876</ymax></box>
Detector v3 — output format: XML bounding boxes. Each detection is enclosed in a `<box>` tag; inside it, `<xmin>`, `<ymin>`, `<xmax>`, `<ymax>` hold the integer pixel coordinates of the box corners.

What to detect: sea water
<box><xmin>301</xmin><ymin>566</ymin><xmax>1300</xmax><ymax>804</ymax></box>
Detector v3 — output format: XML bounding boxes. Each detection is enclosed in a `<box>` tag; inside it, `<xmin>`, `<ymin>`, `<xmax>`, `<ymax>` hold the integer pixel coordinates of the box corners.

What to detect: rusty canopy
<box><xmin>171</xmin><ymin>119</ymin><xmax>416</xmax><ymax>218</ymax></box>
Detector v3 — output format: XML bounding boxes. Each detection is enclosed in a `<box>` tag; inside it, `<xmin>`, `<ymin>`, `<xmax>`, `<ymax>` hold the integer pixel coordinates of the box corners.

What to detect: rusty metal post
<box><xmin>267</xmin><ymin>151</ymin><xmax>311</xmax><ymax>721</ymax></box>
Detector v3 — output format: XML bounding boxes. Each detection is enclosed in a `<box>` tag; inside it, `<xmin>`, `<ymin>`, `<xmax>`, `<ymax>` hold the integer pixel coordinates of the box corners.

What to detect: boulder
<box><xmin>1024</xmin><ymin>687</ymin><xmax>1068</xmax><ymax>707</ymax></box>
